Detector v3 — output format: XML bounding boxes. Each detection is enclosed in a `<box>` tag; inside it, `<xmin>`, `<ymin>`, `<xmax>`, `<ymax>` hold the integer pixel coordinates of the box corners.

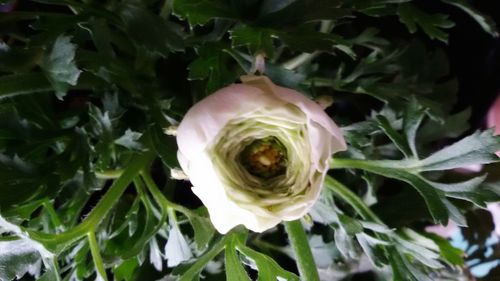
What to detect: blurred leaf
<box><xmin>426</xmin><ymin>233</ymin><xmax>464</xmax><ymax>266</ymax></box>
<box><xmin>0</xmin><ymin>43</ymin><xmax>44</xmax><ymax>73</ymax></box>
<box><xmin>113</xmin><ymin>258</ymin><xmax>139</xmax><ymax>281</ymax></box>
<box><xmin>114</xmin><ymin>129</ymin><xmax>145</xmax><ymax>151</ymax></box>
<box><xmin>118</xmin><ymin>3</ymin><xmax>184</xmax><ymax>55</ymax></box>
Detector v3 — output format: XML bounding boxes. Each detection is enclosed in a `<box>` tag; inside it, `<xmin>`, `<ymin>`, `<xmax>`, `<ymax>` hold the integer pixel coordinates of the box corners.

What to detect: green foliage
<box><xmin>0</xmin><ymin>0</ymin><xmax>499</xmax><ymax>280</ymax></box>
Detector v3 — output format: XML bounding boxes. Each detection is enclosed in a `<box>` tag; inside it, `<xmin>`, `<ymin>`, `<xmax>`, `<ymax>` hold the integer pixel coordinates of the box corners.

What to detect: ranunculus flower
<box><xmin>176</xmin><ymin>75</ymin><xmax>346</xmax><ymax>233</ymax></box>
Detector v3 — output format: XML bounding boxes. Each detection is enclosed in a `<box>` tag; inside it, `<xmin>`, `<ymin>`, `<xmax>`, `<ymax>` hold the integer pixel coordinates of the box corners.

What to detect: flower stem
<box><xmin>284</xmin><ymin>220</ymin><xmax>320</xmax><ymax>281</ymax></box>
<box><xmin>324</xmin><ymin>175</ymin><xmax>382</xmax><ymax>223</ymax></box>
<box><xmin>88</xmin><ymin>230</ymin><xmax>109</xmax><ymax>281</ymax></box>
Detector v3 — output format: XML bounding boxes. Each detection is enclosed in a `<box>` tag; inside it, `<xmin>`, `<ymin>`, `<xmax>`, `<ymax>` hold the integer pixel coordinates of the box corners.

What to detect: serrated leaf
<box><xmin>118</xmin><ymin>3</ymin><xmax>184</xmax><ymax>54</ymax></box>
<box><xmin>41</xmin><ymin>35</ymin><xmax>81</xmax><ymax>99</ymax></box>
<box><xmin>114</xmin><ymin>129</ymin><xmax>144</xmax><ymax>151</ymax></box>
<box><xmin>418</xmin><ymin>129</ymin><xmax>500</xmax><ymax>171</ymax></box>
<box><xmin>230</xmin><ymin>26</ymin><xmax>275</xmax><ymax>57</ymax></box>
<box><xmin>397</xmin><ymin>3</ymin><xmax>455</xmax><ymax>43</ymax></box>
<box><xmin>0</xmin><ymin>239</ymin><xmax>42</xmax><ymax>281</ymax></box>
<box><xmin>237</xmin><ymin>245</ymin><xmax>300</xmax><ymax>281</ymax></box>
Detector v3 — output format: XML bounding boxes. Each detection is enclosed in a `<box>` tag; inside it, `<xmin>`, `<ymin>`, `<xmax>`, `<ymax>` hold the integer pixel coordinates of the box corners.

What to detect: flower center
<box><xmin>240</xmin><ymin>137</ymin><xmax>287</xmax><ymax>179</ymax></box>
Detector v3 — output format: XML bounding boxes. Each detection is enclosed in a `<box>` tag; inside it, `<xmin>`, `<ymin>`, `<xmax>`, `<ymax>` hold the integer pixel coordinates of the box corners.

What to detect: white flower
<box><xmin>176</xmin><ymin>75</ymin><xmax>346</xmax><ymax>233</ymax></box>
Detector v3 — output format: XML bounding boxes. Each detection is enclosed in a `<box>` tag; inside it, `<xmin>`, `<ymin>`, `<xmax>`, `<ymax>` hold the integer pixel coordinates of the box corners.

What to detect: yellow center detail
<box><xmin>240</xmin><ymin>138</ymin><xmax>286</xmax><ymax>179</ymax></box>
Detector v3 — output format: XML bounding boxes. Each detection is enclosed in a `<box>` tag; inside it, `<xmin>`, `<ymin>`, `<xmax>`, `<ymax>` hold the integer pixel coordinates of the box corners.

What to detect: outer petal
<box><xmin>176</xmin><ymin>84</ymin><xmax>283</xmax><ymax>160</ymax></box>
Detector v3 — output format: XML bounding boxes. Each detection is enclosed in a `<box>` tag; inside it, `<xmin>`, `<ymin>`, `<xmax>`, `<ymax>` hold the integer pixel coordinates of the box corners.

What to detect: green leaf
<box><xmin>403</xmin><ymin>96</ymin><xmax>426</xmax><ymax>158</ymax></box>
<box><xmin>149</xmin><ymin>125</ymin><xmax>179</xmax><ymax>168</ymax></box>
<box><xmin>376</xmin><ymin>114</ymin><xmax>412</xmax><ymax>158</ymax></box>
<box><xmin>0</xmin><ymin>154</ymin><xmax>48</xmax><ymax>210</ymax></box>
<box><xmin>431</xmin><ymin>175</ymin><xmax>499</xmax><ymax>207</ymax></box>
<box><xmin>331</xmin><ymin>159</ymin><xmax>449</xmax><ymax>224</ymax></box>
<box><xmin>256</xmin><ymin>0</ymin><xmax>350</xmax><ymax>27</ymax></box>
<box><xmin>397</xmin><ymin>3</ymin><xmax>455</xmax><ymax>43</ymax></box>
<box><xmin>183</xmin><ymin>208</ymin><xmax>215</xmax><ymax>250</ymax></box>
<box><xmin>118</xmin><ymin>3</ymin><xmax>184</xmax><ymax>55</ymax></box>
<box><xmin>0</xmin><ymin>239</ymin><xmax>42</xmax><ymax>281</ymax></box>
<box><xmin>41</xmin><ymin>35</ymin><xmax>81</xmax><ymax>99</ymax></box>
<box><xmin>172</xmin><ymin>0</ymin><xmax>239</xmax><ymax>26</ymax></box>
<box><xmin>113</xmin><ymin>258</ymin><xmax>139</xmax><ymax>281</ymax></box>
<box><xmin>230</xmin><ymin>25</ymin><xmax>275</xmax><ymax>57</ymax></box>
<box><xmin>278</xmin><ymin>25</ymin><xmax>353</xmax><ymax>55</ymax></box>
<box><xmin>338</xmin><ymin>213</ymin><xmax>364</xmax><ymax>235</ymax></box>
<box><xmin>418</xmin><ymin>108</ymin><xmax>471</xmax><ymax>143</ymax></box>
<box><xmin>0</xmin><ymin>73</ymin><xmax>53</xmax><ymax>100</ymax></box>
<box><xmin>225</xmin><ymin>235</ymin><xmax>251</xmax><ymax>281</ymax></box>
<box><xmin>188</xmin><ymin>44</ymin><xmax>238</xmax><ymax>94</ymax></box>
<box><xmin>114</xmin><ymin>129</ymin><xmax>145</xmax><ymax>151</ymax></box>
<box><xmin>419</xmin><ymin>129</ymin><xmax>500</xmax><ymax>171</ymax></box>
<box><xmin>441</xmin><ymin>0</ymin><xmax>498</xmax><ymax>37</ymax></box>
<box><xmin>0</xmin><ymin>44</ymin><xmax>44</xmax><ymax>73</ymax></box>
<box><xmin>237</xmin><ymin>244</ymin><xmax>300</xmax><ymax>281</ymax></box>
<box><xmin>425</xmin><ymin>233</ymin><xmax>464</xmax><ymax>266</ymax></box>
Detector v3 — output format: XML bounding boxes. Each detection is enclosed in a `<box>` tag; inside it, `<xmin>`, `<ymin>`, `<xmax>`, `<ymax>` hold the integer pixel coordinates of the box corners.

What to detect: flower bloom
<box><xmin>176</xmin><ymin>75</ymin><xmax>346</xmax><ymax>233</ymax></box>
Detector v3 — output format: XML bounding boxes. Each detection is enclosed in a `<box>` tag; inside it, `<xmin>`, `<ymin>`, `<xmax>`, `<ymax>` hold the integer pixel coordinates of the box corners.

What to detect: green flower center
<box><xmin>239</xmin><ymin>137</ymin><xmax>287</xmax><ymax>179</ymax></box>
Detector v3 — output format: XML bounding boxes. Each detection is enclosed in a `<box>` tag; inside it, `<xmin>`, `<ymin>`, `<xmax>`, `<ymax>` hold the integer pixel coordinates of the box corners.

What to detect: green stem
<box><xmin>95</xmin><ymin>169</ymin><xmax>124</xmax><ymax>179</ymax></box>
<box><xmin>88</xmin><ymin>231</ymin><xmax>109</xmax><ymax>281</ymax></box>
<box><xmin>324</xmin><ymin>176</ymin><xmax>382</xmax><ymax>223</ymax></box>
<box><xmin>284</xmin><ymin>220</ymin><xmax>320</xmax><ymax>281</ymax></box>
<box><xmin>30</xmin><ymin>151</ymin><xmax>155</xmax><ymax>253</ymax></box>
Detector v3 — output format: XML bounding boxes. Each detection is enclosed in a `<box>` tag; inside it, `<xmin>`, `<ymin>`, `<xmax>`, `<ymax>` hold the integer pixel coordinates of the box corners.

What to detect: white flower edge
<box><xmin>177</xmin><ymin>76</ymin><xmax>347</xmax><ymax>233</ymax></box>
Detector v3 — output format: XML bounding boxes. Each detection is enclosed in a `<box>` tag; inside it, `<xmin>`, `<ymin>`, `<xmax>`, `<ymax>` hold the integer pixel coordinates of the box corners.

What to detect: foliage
<box><xmin>0</xmin><ymin>0</ymin><xmax>498</xmax><ymax>280</ymax></box>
